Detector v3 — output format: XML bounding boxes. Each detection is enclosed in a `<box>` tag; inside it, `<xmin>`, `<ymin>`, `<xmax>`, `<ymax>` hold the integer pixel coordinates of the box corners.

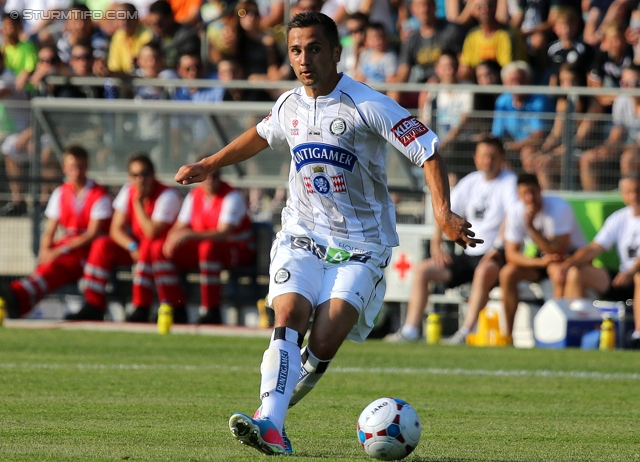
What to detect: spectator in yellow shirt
<box><xmin>107</xmin><ymin>3</ymin><xmax>153</xmax><ymax>74</ymax></box>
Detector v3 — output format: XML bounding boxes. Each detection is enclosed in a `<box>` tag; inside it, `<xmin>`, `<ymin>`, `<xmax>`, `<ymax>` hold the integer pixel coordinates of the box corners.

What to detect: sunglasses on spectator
<box><xmin>39</xmin><ymin>57</ymin><xmax>57</xmax><ymax>64</ymax></box>
<box><xmin>620</xmin><ymin>80</ymin><xmax>640</xmax><ymax>88</ymax></box>
<box><xmin>348</xmin><ymin>27</ymin><xmax>365</xmax><ymax>35</ymax></box>
<box><xmin>129</xmin><ymin>170</ymin><xmax>153</xmax><ymax>178</ymax></box>
<box><xmin>72</xmin><ymin>54</ymin><xmax>92</xmax><ymax>61</ymax></box>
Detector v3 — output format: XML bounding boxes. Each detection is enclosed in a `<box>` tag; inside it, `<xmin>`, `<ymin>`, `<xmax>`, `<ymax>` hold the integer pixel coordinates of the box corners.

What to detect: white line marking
<box><xmin>1</xmin><ymin>363</ymin><xmax>638</xmax><ymax>380</ymax></box>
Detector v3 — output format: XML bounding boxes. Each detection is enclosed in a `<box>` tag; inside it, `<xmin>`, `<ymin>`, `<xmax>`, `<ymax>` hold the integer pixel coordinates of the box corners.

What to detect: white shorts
<box><xmin>268</xmin><ymin>228</ymin><xmax>392</xmax><ymax>342</ymax></box>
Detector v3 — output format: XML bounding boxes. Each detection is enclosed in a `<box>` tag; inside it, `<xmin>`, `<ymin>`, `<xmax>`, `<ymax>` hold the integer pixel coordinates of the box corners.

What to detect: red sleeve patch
<box><xmin>391</xmin><ymin>116</ymin><xmax>429</xmax><ymax>146</ymax></box>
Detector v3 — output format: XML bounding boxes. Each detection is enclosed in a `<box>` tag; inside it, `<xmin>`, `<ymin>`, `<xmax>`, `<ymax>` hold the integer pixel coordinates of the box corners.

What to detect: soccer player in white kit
<box><xmin>174</xmin><ymin>12</ymin><xmax>482</xmax><ymax>455</ymax></box>
<box><xmin>559</xmin><ymin>175</ymin><xmax>640</xmax><ymax>345</ymax></box>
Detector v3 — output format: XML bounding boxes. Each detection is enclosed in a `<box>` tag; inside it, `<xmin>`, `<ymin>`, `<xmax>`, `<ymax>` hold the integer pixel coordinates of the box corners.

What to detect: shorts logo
<box><xmin>391</xmin><ymin>116</ymin><xmax>429</xmax><ymax>146</ymax></box>
<box><xmin>330</xmin><ymin>117</ymin><xmax>347</xmax><ymax>136</ymax></box>
<box><xmin>291</xmin><ymin>119</ymin><xmax>299</xmax><ymax>136</ymax></box>
<box><xmin>274</xmin><ymin>268</ymin><xmax>290</xmax><ymax>284</ymax></box>
<box><xmin>303</xmin><ymin>166</ymin><xmax>347</xmax><ymax>196</ymax></box>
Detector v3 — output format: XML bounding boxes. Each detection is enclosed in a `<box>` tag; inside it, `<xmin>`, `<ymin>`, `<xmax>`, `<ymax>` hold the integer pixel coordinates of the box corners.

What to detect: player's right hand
<box><xmin>175</xmin><ymin>162</ymin><xmax>210</xmax><ymax>185</ymax></box>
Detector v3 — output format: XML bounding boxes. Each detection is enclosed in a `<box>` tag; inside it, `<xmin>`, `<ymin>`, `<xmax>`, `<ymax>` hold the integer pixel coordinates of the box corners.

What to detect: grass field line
<box><xmin>2</xmin><ymin>361</ymin><xmax>639</xmax><ymax>381</ymax></box>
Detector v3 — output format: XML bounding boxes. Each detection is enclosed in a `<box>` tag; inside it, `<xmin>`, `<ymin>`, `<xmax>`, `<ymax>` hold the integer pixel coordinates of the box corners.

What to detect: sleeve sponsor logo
<box><xmin>391</xmin><ymin>116</ymin><xmax>429</xmax><ymax>146</ymax></box>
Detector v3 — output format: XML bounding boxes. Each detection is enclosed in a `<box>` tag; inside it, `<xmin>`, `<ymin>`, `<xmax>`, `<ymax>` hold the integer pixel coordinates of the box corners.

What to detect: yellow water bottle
<box><xmin>426</xmin><ymin>312</ymin><xmax>442</xmax><ymax>345</ymax></box>
<box><xmin>599</xmin><ymin>317</ymin><xmax>615</xmax><ymax>350</ymax></box>
<box><xmin>0</xmin><ymin>298</ymin><xmax>5</xmax><ymax>327</ymax></box>
<box><xmin>157</xmin><ymin>302</ymin><xmax>173</xmax><ymax>334</ymax></box>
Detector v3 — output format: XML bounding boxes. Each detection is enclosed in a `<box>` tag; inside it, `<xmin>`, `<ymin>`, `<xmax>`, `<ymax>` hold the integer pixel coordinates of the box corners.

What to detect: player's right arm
<box><xmin>175</xmin><ymin>127</ymin><xmax>269</xmax><ymax>185</ymax></box>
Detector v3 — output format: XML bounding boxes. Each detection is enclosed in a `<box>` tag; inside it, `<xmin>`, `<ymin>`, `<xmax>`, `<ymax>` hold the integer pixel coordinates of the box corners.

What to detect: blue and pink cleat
<box><xmin>229</xmin><ymin>412</ymin><xmax>286</xmax><ymax>456</ymax></box>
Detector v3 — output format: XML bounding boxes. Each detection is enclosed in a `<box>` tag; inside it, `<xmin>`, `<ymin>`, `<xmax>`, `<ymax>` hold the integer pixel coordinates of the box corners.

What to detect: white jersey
<box><xmin>256</xmin><ymin>74</ymin><xmax>439</xmax><ymax>247</ymax></box>
<box><xmin>593</xmin><ymin>206</ymin><xmax>640</xmax><ymax>272</ymax></box>
<box><xmin>505</xmin><ymin>195</ymin><xmax>587</xmax><ymax>252</ymax></box>
<box><xmin>451</xmin><ymin>169</ymin><xmax>517</xmax><ymax>256</ymax></box>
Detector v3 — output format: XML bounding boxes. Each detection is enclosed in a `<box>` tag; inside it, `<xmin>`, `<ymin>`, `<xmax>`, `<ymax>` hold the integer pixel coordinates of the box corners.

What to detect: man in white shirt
<box><xmin>560</xmin><ymin>175</ymin><xmax>640</xmax><ymax>345</ymax></box>
<box><xmin>501</xmin><ymin>173</ymin><xmax>586</xmax><ymax>338</ymax></box>
<box><xmin>386</xmin><ymin>135</ymin><xmax>518</xmax><ymax>343</ymax></box>
<box><xmin>175</xmin><ymin>12</ymin><xmax>480</xmax><ymax>456</ymax></box>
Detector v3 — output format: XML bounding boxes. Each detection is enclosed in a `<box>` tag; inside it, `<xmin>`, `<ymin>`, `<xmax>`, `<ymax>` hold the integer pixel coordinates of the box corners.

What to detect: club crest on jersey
<box><xmin>274</xmin><ymin>268</ymin><xmax>290</xmax><ymax>284</ymax></box>
<box><xmin>291</xmin><ymin>119</ymin><xmax>299</xmax><ymax>136</ymax></box>
<box><xmin>391</xmin><ymin>116</ymin><xmax>429</xmax><ymax>146</ymax></box>
<box><xmin>293</xmin><ymin>142</ymin><xmax>358</xmax><ymax>172</ymax></box>
<box><xmin>303</xmin><ymin>166</ymin><xmax>347</xmax><ymax>196</ymax></box>
<box><xmin>330</xmin><ymin>117</ymin><xmax>347</xmax><ymax>136</ymax></box>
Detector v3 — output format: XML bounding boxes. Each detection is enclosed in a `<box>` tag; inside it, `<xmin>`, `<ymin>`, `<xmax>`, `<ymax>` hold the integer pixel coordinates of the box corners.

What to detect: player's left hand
<box><xmin>437</xmin><ymin>211</ymin><xmax>483</xmax><ymax>249</ymax></box>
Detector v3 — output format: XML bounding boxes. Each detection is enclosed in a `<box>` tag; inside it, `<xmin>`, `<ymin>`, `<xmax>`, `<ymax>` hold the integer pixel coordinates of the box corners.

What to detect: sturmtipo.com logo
<box><xmin>8</xmin><ymin>9</ymin><xmax>138</xmax><ymax>20</ymax></box>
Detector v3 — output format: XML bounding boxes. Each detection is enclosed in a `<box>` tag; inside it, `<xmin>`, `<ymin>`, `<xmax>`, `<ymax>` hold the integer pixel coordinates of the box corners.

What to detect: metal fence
<box><xmin>0</xmin><ymin>80</ymin><xmax>637</xmax><ymax>277</ymax></box>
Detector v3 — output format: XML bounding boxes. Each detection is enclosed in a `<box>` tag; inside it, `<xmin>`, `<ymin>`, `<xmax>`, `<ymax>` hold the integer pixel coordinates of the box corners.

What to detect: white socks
<box><xmin>259</xmin><ymin>327</ymin><xmax>302</xmax><ymax>432</ymax></box>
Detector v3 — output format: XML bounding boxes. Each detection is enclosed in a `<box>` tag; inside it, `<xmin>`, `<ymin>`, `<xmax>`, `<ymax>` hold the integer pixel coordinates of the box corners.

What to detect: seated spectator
<box><xmin>337</xmin><ymin>12</ymin><xmax>369</xmax><ymax>79</ymax></box>
<box><xmin>583</xmin><ymin>20</ymin><xmax>634</xmax><ymax>142</ymax></box>
<box><xmin>500</xmin><ymin>173</ymin><xmax>586</xmax><ymax>339</ymax></box>
<box><xmin>523</xmin><ymin>63</ymin><xmax>590</xmax><ymax>190</ymax></box>
<box><xmin>1</xmin><ymin>13</ymin><xmax>38</xmax><ymax>91</ymax></box>
<box><xmin>547</xmin><ymin>6</ymin><xmax>592</xmax><ymax>87</ymax></box>
<box><xmin>69</xmin><ymin>152</ymin><xmax>182</xmax><ymax>321</ymax></box>
<box><xmin>580</xmin><ymin>64</ymin><xmax>640</xmax><ymax>191</ymax></box>
<box><xmin>0</xmin><ymin>145</ymin><xmax>113</xmax><ymax>319</ymax></box>
<box><xmin>55</xmin><ymin>43</ymin><xmax>108</xmax><ymax>98</ymax></box>
<box><xmin>107</xmin><ymin>3</ymin><xmax>153</xmax><ymax>74</ymax></box>
<box><xmin>354</xmin><ymin>22</ymin><xmax>398</xmax><ymax>84</ymax></box>
<box><xmin>146</xmin><ymin>0</ymin><xmax>201</xmax><ymax>69</ymax></box>
<box><xmin>4</xmin><ymin>0</ymin><xmax>70</xmax><ymax>42</ymax></box>
<box><xmin>388</xmin><ymin>0</ymin><xmax>465</xmax><ymax>105</ymax></box>
<box><xmin>418</xmin><ymin>51</ymin><xmax>475</xmax><ymax>181</ymax></box>
<box><xmin>232</xmin><ymin>0</ymin><xmax>282</xmax><ymax>98</ymax></box>
<box><xmin>57</xmin><ymin>3</ymin><xmax>110</xmax><ymax>65</ymax></box>
<box><xmin>471</xmin><ymin>59</ymin><xmax>502</xmax><ymax>134</ymax></box>
<box><xmin>457</xmin><ymin>0</ymin><xmax>527</xmax><ymax>81</ymax></box>
<box><xmin>559</xmin><ymin>174</ymin><xmax>640</xmax><ymax>345</ymax></box>
<box><xmin>491</xmin><ymin>60</ymin><xmax>555</xmax><ymax>170</ymax></box>
<box><xmin>174</xmin><ymin>52</ymin><xmax>221</xmax><ymax>101</ymax></box>
<box><xmin>133</xmin><ymin>40</ymin><xmax>178</xmax><ymax>99</ymax></box>
<box><xmin>152</xmin><ymin>169</ymin><xmax>256</xmax><ymax>324</ymax></box>
<box><xmin>446</xmin><ymin>0</ymin><xmax>509</xmax><ymax>28</ymax></box>
<box><xmin>384</xmin><ymin>137</ymin><xmax>517</xmax><ymax>342</ymax></box>
<box><xmin>28</xmin><ymin>45</ymin><xmax>70</xmax><ymax>96</ymax></box>
<box><xmin>583</xmin><ymin>0</ymin><xmax>631</xmax><ymax>47</ymax></box>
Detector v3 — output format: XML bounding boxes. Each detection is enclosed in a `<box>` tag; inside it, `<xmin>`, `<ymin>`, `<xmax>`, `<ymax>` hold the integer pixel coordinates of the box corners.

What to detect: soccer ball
<box><xmin>357</xmin><ymin>397</ymin><xmax>422</xmax><ymax>461</ymax></box>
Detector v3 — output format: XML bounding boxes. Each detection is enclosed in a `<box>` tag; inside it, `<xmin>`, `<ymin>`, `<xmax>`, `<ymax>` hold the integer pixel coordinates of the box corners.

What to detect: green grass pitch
<box><xmin>1</xmin><ymin>327</ymin><xmax>640</xmax><ymax>461</ymax></box>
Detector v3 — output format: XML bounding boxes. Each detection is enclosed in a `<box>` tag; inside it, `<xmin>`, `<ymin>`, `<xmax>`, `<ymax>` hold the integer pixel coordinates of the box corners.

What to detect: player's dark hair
<box><xmin>287</xmin><ymin>12</ymin><xmax>340</xmax><ymax>49</ymax></box>
<box><xmin>64</xmin><ymin>144</ymin><xmax>89</xmax><ymax>162</ymax></box>
<box><xmin>476</xmin><ymin>134</ymin><xmax>504</xmax><ymax>156</ymax></box>
<box><xmin>517</xmin><ymin>173</ymin><xmax>540</xmax><ymax>188</ymax></box>
<box><xmin>127</xmin><ymin>152</ymin><xmax>155</xmax><ymax>174</ymax></box>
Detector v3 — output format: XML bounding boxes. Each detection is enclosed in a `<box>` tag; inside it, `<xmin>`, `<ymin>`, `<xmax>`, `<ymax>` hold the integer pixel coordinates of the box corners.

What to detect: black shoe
<box><xmin>173</xmin><ymin>305</ymin><xmax>188</xmax><ymax>324</ymax></box>
<box><xmin>0</xmin><ymin>283</ymin><xmax>20</xmax><ymax>319</ymax></box>
<box><xmin>65</xmin><ymin>303</ymin><xmax>105</xmax><ymax>321</ymax></box>
<box><xmin>197</xmin><ymin>308</ymin><xmax>222</xmax><ymax>325</ymax></box>
<box><xmin>126</xmin><ymin>306</ymin><xmax>151</xmax><ymax>323</ymax></box>
<box><xmin>0</xmin><ymin>202</ymin><xmax>27</xmax><ymax>217</ymax></box>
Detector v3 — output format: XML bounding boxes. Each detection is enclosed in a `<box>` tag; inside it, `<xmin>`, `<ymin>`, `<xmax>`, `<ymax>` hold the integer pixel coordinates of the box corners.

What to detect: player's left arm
<box><xmin>175</xmin><ymin>127</ymin><xmax>269</xmax><ymax>185</ymax></box>
<box><xmin>422</xmin><ymin>152</ymin><xmax>482</xmax><ymax>249</ymax></box>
